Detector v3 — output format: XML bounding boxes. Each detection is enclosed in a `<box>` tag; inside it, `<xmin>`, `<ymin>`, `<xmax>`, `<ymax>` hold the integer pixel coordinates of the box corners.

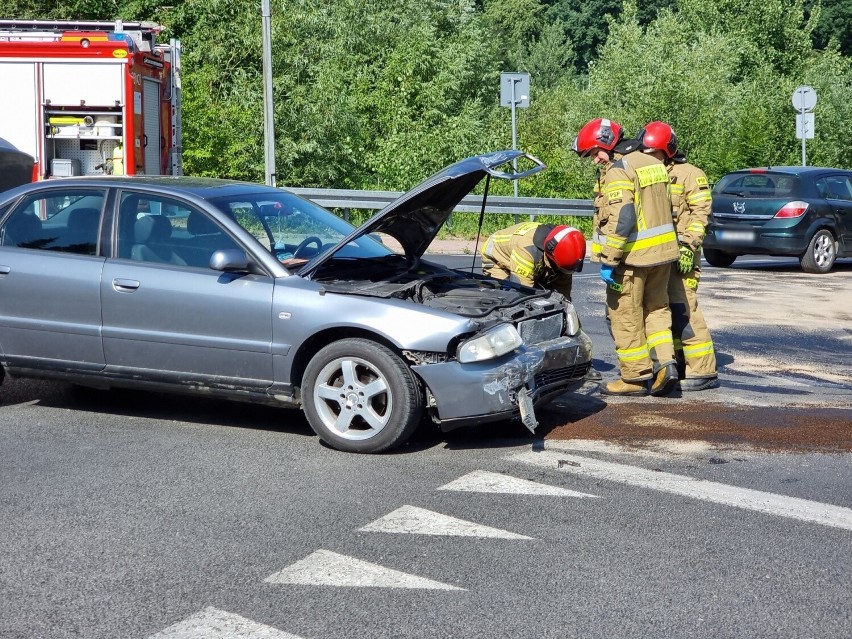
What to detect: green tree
<box><xmin>542</xmin><ymin>0</ymin><xmax>676</xmax><ymax>68</ymax></box>
<box><xmin>807</xmin><ymin>0</ymin><xmax>852</xmax><ymax>56</ymax></box>
<box><xmin>269</xmin><ymin>0</ymin><xmax>503</xmax><ymax>190</ymax></box>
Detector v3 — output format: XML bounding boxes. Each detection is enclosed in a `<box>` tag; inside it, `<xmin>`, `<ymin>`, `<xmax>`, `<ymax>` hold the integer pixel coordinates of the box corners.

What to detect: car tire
<box><xmin>302</xmin><ymin>338</ymin><xmax>424</xmax><ymax>453</ymax></box>
<box><xmin>703</xmin><ymin>248</ymin><xmax>737</xmax><ymax>268</ymax></box>
<box><xmin>800</xmin><ymin>229</ymin><xmax>836</xmax><ymax>274</ymax></box>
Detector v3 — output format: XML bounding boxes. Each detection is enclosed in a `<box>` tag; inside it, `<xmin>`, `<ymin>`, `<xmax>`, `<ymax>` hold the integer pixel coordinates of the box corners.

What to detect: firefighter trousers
<box><xmin>668</xmin><ymin>265</ymin><xmax>716</xmax><ymax>378</ymax></box>
<box><xmin>606</xmin><ymin>263</ymin><xmax>676</xmax><ymax>382</ymax></box>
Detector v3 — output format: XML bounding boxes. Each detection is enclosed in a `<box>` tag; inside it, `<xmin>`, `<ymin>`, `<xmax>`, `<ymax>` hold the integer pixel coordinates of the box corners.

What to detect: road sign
<box><xmin>792</xmin><ymin>86</ymin><xmax>817</xmax><ymax>112</ymax></box>
<box><xmin>500</xmin><ymin>73</ymin><xmax>529</xmax><ymax>108</ymax></box>
<box><xmin>796</xmin><ymin>112</ymin><xmax>815</xmax><ymax>139</ymax></box>
<box><xmin>500</xmin><ymin>72</ymin><xmax>530</xmax><ymax>200</ymax></box>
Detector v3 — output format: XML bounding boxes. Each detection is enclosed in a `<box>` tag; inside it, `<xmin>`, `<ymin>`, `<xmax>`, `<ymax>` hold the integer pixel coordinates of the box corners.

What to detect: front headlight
<box><xmin>565</xmin><ymin>304</ymin><xmax>580</xmax><ymax>336</ymax></box>
<box><xmin>457</xmin><ymin>324</ymin><xmax>524</xmax><ymax>363</ymax></box>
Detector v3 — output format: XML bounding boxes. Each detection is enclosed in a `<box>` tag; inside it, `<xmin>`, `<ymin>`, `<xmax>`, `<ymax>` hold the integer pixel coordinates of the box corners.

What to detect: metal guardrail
<box><xmin>288</xmin><ymin>187</ymin><xmax>594</xmax><ymax>218</ymax></box>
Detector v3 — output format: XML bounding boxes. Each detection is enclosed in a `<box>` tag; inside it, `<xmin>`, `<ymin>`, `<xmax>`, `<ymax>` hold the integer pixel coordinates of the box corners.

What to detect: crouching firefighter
<box><xmin>480</xmin><ymin>222</ymin><xmax>586</xmax><ymax>300</ymax></box>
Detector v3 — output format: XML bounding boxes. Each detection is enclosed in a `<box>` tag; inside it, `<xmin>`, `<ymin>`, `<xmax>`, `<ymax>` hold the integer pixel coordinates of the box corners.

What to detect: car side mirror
<box><xmin>210</xmin><ymin>249</ymin><xmax>249</xmax><ymax>272</ymax></box>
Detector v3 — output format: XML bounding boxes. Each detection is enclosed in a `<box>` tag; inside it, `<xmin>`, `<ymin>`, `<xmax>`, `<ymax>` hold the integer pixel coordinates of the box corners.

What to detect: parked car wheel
<box><xmin>800</xmin><ymin>229</ymin><xmax>836</xmax><ymax>274</ymax></box>
<box><xmin>302</xmin><ymin>338</ymin><xmax>424</xmax><ymax>453</ymax></box>
<box><xmin>703</xmin><ymin>248</ymin><xmax>737</xmax><ymax>268</ymax></box>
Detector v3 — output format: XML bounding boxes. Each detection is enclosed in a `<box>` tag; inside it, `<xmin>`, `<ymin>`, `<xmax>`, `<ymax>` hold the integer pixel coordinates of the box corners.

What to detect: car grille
<box><xmin>534</xmin><ymin>360</ymin><xmax>590</xmax><ymax>390</ymax></box>
<box><xmin>517</xmin><ymin>313</ymin><xmax>563</xmax><ymax>344</ymax></box>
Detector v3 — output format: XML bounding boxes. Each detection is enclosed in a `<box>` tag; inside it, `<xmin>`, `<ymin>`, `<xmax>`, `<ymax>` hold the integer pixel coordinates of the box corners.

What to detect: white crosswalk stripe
<box><xmin>439</xmin><ymin>469</ymin><xmax>598</xmax><ymax>497</ymax></box>
<box><xmin>512</xmin><ymin>450</ymin><xmax>852</xmax><ymax>531</ymax></box>
<box><xmin>264</xmin><ymin>549</ymin><xmax>464</xmax><ymax>590</ymax></box>
<box><xmin>148</xmin><ymin>607</ymin><xmax>304</xmax><ymax>639</ymax></box>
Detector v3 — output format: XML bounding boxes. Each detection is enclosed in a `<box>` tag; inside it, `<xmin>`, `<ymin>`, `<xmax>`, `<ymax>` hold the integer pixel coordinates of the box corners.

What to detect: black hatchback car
<box><xmin>703</xmin><ymin>166</ymin><xmax>852</xmax><ymax>273</ymax></box>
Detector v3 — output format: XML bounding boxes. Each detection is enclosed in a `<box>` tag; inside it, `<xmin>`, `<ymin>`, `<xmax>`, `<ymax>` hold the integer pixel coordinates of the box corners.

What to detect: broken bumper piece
<box><xmin>411</xmin><ymin>330</ymin><xmax>593</xmax><ymax>432</ymax></box>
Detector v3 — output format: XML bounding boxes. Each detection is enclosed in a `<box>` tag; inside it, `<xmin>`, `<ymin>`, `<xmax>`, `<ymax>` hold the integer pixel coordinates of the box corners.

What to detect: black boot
<box><xmin>680</xmin><ymin>376</ymin><xmax>719</xmax><ymax>392</ymax></box>
<box><xmin>650</xmin><ymin>363</ymin><xmax>679</xmax><ymax>397</ymax></box>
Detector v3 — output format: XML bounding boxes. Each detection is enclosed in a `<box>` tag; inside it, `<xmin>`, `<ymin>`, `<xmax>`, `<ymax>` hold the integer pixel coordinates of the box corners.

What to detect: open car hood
<box><xmin>300</xmin><ymin>150</ymin><xmax>545</xmax><ymax>276</ymax></box>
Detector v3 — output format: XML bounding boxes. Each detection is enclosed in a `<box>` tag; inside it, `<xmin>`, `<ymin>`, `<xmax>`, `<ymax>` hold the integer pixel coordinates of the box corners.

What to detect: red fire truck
<box><xmin>0</xmin><ymin>19</ymin><xmax>181</xmax><ymax>182</ymax></box>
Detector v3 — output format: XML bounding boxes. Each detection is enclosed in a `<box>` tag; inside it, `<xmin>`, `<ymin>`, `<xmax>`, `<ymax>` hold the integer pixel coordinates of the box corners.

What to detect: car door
<box><xmin>821</xmin><ymin>174</ymin><xmax>852</xmax><ymax>253</ymax></box>
<box><xmin>0</xmin><ymin>188</ymin><xmax>107</xmax><ymax>372</ymax></box>
<box><xmin>99</xmin><ymin>191</ymin><xmax>275</xmax><ymax>390</ymax></box>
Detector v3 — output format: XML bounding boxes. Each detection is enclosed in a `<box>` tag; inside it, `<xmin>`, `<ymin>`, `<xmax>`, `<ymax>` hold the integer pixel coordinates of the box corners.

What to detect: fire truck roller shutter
<box><xmin>142</xmin><ymin>77</ymin><xmax>161</xmax><ymax>175</ymax></box>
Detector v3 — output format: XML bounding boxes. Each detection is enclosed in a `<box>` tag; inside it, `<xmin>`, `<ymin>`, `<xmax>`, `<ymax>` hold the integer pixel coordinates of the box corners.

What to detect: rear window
<box><xmin>713</xmin><ymin>172</ymin><xmax>800</xmax><ymax>199</ymax></box>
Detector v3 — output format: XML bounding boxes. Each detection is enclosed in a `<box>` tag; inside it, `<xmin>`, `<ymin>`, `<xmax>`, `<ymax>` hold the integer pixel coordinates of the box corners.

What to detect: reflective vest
<box><xmin>596</xmin><ymin>151</ymin><xmax>678</xmax><ymax>267</ymax></box>
<box><xmin>668</xmin><ymin>161</ymin><xmax>712</xmax><ymax>251</ymax></box>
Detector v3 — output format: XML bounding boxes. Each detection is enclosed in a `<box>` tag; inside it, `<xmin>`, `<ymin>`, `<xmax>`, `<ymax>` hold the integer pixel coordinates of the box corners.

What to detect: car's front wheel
<box><xmin>800</xmin><ymin>229</ymin><xmax>836</xmax><ymax>274</ymax></box>
<box><xmin>703</xmin><ymin>248</ymin><xmax>737</xmax><ymax>268</ymax></box>
<box><xmin>302</xmin><ymin>338</ymin><xmax>424</xmax><ymax>453</ymax></box>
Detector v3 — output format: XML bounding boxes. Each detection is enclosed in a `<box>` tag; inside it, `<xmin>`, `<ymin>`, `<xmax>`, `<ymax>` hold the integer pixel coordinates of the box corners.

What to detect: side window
<box><xmin>822</xmin><ymin>176</ymin><xmax>852</xmax><ymax>201</ymax></box>
<box><xmin>0</xmin><ymin>190</ymin><xmax>105</xmax><ymax>255</ymax></box>
<box><xmin>117</xmin><ymin>192</ymin><xmax>240</xmax><ymax>268</ymax></box>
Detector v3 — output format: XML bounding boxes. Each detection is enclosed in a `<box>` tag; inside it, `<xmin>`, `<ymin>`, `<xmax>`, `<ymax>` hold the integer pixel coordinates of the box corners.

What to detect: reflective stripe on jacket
<box><xmin>596</xmin><ymin>151</ymin><xmax>678</xmax><ymax>267</ymax></box>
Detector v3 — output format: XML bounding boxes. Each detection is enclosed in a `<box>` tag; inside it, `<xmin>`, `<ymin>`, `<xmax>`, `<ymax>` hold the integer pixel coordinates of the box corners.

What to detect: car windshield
<box><xmin>209</xmin><ymin>191</ymin><xmax>392</xmax><ymax>268</ymax></box>
<box><xmin>713</xmin><ymin>172</ymin><xmax>801</xmax><ymax>198</ymax></box>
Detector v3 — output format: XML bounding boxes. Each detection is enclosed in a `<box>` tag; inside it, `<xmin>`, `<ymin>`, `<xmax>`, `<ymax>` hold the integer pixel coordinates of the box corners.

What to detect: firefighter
<box><xmin>573</xmin><ymin>118</ymin><xmax>680</xmax><ymax>397</ymax></box>
<box><xmin>480</xmin><ymin>222</ymin><xmax>586</xmax><ymax>300</ymax></box>
<box><xmin>636</xmin><ymin>121</ymin><xmax>718</xmax><ymax>391</ymax></box>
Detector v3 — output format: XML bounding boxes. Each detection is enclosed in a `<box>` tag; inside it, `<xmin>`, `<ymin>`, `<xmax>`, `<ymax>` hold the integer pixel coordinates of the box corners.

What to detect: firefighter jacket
<box><xmin>668</xmin><ymin>161</ymin><xmax>712</xmax><ymax>251</ymax></box>
<box><xmin>590</xmin><ymin>163</ymin><xmax>611</xmax><ymax>263</ymax></box>
<box><xmin>597</xmin><ymin>151</ymin><xmax>678</xmax><ymax>267</ymax></box>
<box><xmin>480</xmin><ymin>222</ymin><xmax>573</xmax><ymax>298</ymax></box>
<box><xmin>589</xmin><ymin>151</ymin><xmax>626</xmax><ymax>263</ymax></box>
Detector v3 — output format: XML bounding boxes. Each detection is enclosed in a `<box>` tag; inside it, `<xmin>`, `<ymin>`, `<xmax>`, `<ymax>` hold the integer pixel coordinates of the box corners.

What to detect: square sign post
<box><xmin>500</xmin><ymin>72</ymin><xmax>530</xmax><ymax>199</ymax></box>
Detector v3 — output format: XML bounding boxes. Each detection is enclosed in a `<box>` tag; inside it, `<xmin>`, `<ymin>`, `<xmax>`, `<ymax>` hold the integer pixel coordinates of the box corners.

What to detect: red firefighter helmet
<box><xmin>637</xmin><ymin>121</ymin><xmax>678</xmax><ymax>158</ymax></box>
<box><xmin>572</xmin><ymin>118</ymin><xmax>623</xmax><ymax>156</ymax></box>
<box><xmin>544</xmin><ymin>225</ymin><xmax>586</xmax><ymax>271</ymax></box>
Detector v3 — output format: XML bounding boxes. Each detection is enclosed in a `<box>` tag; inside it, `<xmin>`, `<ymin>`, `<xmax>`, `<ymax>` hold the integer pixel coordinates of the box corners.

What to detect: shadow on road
<box><xmin>1</xmin><ymin>377</ymin><xmax>316</xmax><ymax>440</ymax></box>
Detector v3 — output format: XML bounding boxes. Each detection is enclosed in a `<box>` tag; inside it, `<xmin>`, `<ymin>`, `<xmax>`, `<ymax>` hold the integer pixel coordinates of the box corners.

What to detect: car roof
<box><xmin>723</xmin><ymin>166</ymin><xmax>852</xmax><ymax>177</ymax></box>
<box><xmin>0</xmin><ymin>175</ymin><xmax>281</xmax><ymax>203</ymax></box>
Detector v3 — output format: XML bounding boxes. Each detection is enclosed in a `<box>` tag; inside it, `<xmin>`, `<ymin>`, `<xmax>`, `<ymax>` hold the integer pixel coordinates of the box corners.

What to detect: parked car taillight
<box><xmin>774</xmin><ymin>201</ymin><xmax>809</xmax><ymax>218</ymax></box>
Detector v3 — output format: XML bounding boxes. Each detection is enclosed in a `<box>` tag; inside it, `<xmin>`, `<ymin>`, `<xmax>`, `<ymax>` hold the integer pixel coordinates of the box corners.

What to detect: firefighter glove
<box><xmin>600</xmin><ymin>264</ymin><xmax>616</xmax><ymax>286</ymax></box>
<box><xmin>677</xmin><ymin>245</ymin><xmax>694</xmax><ymax>273</ymax></box>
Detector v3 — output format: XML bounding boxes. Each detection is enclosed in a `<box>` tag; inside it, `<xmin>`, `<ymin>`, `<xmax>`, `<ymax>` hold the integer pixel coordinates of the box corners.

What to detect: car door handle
<box><xmin>0</xmin><ymin>265</ymin><xmax>10</xmax><ymax>276</ymax></box>
<box><xmin>112</xmin><ymin>278</ymin><xmax>140</xmax><ymax>291</ymax></box>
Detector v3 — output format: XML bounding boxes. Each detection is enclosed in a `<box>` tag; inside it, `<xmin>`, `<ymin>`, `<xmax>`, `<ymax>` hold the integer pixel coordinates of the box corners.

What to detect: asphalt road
<box><xmin>1</xmin><ymin>254</ymin><xmax>850</xmax><ymax>639</ymax></box>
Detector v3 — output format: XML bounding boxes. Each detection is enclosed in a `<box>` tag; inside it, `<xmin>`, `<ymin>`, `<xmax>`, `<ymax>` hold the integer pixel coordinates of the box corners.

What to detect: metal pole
<box><xmin>511</xmin><ymin>78</ymin><xmax>518</xmax><ymax>199</ymax></box>
<box><xmin>800</xmin><ymin>106</ymin><xmax>807</xmax><ymax>167</ymax></box>
<box><xmin>261</xmin><ymin>0</ymin><xmax>276</xmax><ymax>186</ymax></box>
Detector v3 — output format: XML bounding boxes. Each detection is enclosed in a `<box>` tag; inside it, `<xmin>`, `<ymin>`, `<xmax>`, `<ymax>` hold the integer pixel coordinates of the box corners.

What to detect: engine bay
<box><xmin>312</xmin><ymin>256</ymin><xmax>566</xmax><ymax>323</ymax></box>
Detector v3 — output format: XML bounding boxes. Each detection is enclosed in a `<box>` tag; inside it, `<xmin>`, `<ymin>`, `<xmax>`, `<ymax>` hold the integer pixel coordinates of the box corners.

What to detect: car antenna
<box><xmin>470</xmin><ymin>173</ymin><xmax>491</xmax><ymax>275</ymax></box>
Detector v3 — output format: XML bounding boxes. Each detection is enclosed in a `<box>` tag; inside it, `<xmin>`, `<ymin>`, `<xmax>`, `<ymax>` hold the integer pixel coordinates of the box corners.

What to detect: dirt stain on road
<box><xmin>541</xmin><ymin>401</ymin><xmax>852</xmax><ymax>453</ymax></box>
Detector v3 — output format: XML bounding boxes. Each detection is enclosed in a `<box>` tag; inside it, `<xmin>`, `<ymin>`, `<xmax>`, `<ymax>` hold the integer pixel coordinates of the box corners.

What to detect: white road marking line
<box><xmin>264</xmin><ymin>549</ymin><xmax>464</xmax><ymax>590</ymax></box>
<box><xmin>438</xmin><ymin>469</ymin><xmax>598</xmax><ymax>498</ymax></box>
<box><xmin>512</xmin><ymin>450</ymin><xmax>852</xmax><ymax>532</ymax></box>
<box><xmin>148</xmin><ymin>606</ymin><xmax>303</xmax><ymax>639</ymax></box>
<box><xmin>358</xmin><ymin>505</ymin><xmax>533</xmax><ymax>539</ymax></box>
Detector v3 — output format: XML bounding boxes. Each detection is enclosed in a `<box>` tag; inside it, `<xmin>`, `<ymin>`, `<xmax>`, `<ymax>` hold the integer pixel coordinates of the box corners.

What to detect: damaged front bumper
<box><xmin>411</xmin><ymin>329</ymin><xmax>593</xmax><ymax>432</ymax></box>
